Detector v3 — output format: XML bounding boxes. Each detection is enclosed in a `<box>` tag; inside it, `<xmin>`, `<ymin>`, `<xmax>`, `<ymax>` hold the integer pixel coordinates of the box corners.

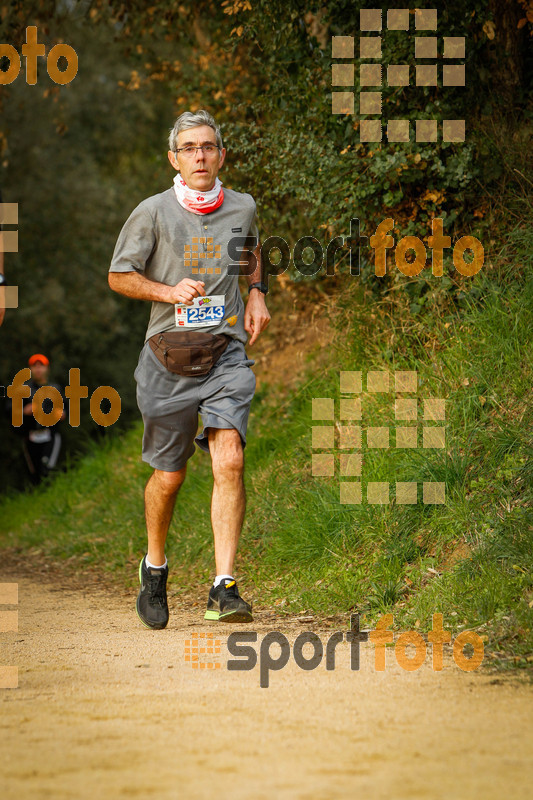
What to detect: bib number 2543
<box><xmin>174</xmin><ymin>295</ymin><xmax>225</xmax><ymax>328</ymax></box>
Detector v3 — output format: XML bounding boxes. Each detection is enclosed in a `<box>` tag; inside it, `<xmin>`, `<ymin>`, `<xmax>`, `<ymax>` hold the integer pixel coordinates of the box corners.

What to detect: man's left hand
<box><xmin>244</xmin><ymin>290</ymin><xmax>271</xmax><ymax>346</ymax></box>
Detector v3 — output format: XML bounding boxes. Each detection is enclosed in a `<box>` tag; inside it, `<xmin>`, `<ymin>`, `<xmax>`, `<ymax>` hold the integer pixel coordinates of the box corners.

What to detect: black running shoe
<box><xmin>204</xmin><ymin>578</ymin><xmax>253</xmax><ymax>623</ymax></box>
<box><xmin>136</xmin><ymin>556</ymin><xmax>169</xmax><ymax>630</ymax></box>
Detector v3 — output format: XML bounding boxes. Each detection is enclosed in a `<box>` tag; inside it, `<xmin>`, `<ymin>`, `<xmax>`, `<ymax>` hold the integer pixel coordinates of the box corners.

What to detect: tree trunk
<box><xmin>487</xmin><ymin>0</ymin><xmax>530</xmax><ymax>96</ymax></box>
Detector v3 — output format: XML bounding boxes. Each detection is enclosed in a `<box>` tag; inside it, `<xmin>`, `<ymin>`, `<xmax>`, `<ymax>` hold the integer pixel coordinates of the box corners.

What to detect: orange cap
<box><xmin>28</xmin><ymin>353</ymin><xmax>49</xmax><ymax>366</ymax></box>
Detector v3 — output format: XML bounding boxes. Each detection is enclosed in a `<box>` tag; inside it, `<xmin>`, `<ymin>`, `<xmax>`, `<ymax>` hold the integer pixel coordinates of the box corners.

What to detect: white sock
<box><xmin>145</xmin><ymin>555</ymin><xmax>167</xmax><ymax>570</ymax></box>
<box><xmin>214</xmin><ymin>574</ymin><xmax>234</xmax><ymax>587</ymax></box>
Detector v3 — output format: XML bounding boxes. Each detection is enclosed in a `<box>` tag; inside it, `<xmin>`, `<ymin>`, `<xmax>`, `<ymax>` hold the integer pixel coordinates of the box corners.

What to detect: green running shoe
<box><xmin>136</xmin><ymin>556</ymin><xmax>169</xmax><ymax>630</ymax></box>
<box><xmin>204</xmin><ymin>578</ymin><xmax>253</xmax><ymax>623</ymax></box>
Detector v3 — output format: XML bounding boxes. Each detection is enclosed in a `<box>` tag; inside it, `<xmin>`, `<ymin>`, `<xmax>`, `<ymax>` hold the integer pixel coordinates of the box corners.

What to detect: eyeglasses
<box><xmin>175</xmin><ymin>144</ymin><xmax>220</xmax><ymax>157</ymax></box>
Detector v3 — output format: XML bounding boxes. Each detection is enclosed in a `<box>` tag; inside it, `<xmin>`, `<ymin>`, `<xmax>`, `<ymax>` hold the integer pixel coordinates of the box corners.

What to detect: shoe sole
<box><xmin>204</xmin><ymin>608</ymin><xmax>253</xmax><ymax>623</ymax></box>
<box><xmin>136</xmin><ymin>559</ymin><xmax>168</xmax><ymax>630</ymax></box>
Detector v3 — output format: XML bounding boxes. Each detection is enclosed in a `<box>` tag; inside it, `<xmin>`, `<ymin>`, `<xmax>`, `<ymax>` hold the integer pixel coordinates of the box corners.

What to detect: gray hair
<box><xmin>168</xmin><ymin>109</ymin><xmax>224</xmax><ymax>152</ymax></box>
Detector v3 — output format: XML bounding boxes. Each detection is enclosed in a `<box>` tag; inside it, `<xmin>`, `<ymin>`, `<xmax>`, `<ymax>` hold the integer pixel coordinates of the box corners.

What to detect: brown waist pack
<box><xmin>148</xmin><ymin>330</ymin><xmax>230</xmax><ymax>377</ymax></box>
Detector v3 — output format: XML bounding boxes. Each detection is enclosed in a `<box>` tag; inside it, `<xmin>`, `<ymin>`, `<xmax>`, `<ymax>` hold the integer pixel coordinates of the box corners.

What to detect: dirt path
<box><xmin>1</xmin><ymin>569</ymin><xmax>532</xmax><ymax>800</ymax></box>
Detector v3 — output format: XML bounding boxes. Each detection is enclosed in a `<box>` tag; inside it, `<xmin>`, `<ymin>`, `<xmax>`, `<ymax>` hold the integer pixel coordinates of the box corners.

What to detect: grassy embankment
<box><xmin>0</xmin><ymin>220</ymin><xmax>531</xmax><ymax>670</ymax></box>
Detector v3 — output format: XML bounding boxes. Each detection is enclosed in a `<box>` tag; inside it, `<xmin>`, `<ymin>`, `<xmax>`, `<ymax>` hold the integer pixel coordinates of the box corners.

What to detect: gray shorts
<box><xmin>134</xmin><ymin>336</ymin><xmax>256</xmax><ymax>471</ymax></box>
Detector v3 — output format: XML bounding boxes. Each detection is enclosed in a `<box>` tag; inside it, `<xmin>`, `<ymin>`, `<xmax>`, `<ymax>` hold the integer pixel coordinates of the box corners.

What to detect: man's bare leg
<box><xmin>207</xmin><ymin>428</ymin><xmax>245</xmax><ymax>575</ymax></box>
<box><xmin>145</xmin><ymin>467</ymin><xmax>187</xmax><ymax>565</ymax></box>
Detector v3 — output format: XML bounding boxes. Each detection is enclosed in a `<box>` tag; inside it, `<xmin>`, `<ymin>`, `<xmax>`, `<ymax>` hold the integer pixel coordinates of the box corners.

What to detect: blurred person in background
<box><xmin>7</xmin><ymin>354</ymin><xmax>66</xmax><ymax>485</ymax></box>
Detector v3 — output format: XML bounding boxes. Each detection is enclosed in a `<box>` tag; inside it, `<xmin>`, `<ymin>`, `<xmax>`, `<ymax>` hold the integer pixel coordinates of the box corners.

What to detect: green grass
<box><xmin>1</xmin><ymin>222</ymin><xmax>532</xmax><ymax>671</ymax></box>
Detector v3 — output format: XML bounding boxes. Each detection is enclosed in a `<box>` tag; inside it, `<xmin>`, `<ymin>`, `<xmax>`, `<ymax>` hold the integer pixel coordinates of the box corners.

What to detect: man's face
<box><xmin>167</xmin><ymin>124</ymin><xmax>226</xmax><ymax>192</ymax></box>
<box><xmin>30</xmin><ymin>363</ymin><xmax>48</xmax><ymax>384</ymax></box>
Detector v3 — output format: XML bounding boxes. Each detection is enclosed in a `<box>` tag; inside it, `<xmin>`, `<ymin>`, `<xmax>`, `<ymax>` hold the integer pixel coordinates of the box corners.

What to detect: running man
<box><xmin>108</xmin><ymin>110</ymin><xmax>270</xmax><ymax>629</ymax></box>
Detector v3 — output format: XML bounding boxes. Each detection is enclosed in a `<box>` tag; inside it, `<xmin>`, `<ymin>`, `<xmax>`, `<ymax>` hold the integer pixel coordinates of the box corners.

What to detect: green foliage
<box><xmin>221</xmin><ymin>0</ymin><xmax>533</xmax><ymax>241</ymax></box>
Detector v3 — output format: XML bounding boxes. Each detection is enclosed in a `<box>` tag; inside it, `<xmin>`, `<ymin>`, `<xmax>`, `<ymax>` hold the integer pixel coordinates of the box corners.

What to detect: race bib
<box><xmin>174</xmin><ymin>295</ymin><xmax>225</xmax><ymax>328</ymax></box>
<box><xmin>29</xmin><ymin>429</ymin><xmax>52</xmax><ymax>444</ymax></box>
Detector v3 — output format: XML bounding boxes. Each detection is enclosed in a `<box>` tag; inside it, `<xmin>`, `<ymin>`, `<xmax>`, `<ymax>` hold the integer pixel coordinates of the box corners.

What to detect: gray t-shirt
<box><xmin>109</xmin><ymin>186</ymin><xmax>259</xmax><ymax>343</ymax></box>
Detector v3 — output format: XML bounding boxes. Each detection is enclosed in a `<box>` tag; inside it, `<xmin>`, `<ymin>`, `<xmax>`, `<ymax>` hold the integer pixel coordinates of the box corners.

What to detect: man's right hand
<box><xmin>108</xmin><ymin>272</ymin><xmax>206</xmax><ymax>306</ymax></box>
<box><xmin>166</xmin><ymin>279</ymin><xmax>206</xmax><ymax>306</ymax></box>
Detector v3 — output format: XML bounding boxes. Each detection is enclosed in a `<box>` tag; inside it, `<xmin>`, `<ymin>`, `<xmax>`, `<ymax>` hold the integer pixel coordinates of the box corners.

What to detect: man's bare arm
<box><xmin>108</xmin><ymin>271</ymin><xmax>205</xmax><ymax>306</ymax></box>
<box><xmin>243</xmin><ymin>242</ymin><xmax>271</xmax><ymax>346</ymax></box>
